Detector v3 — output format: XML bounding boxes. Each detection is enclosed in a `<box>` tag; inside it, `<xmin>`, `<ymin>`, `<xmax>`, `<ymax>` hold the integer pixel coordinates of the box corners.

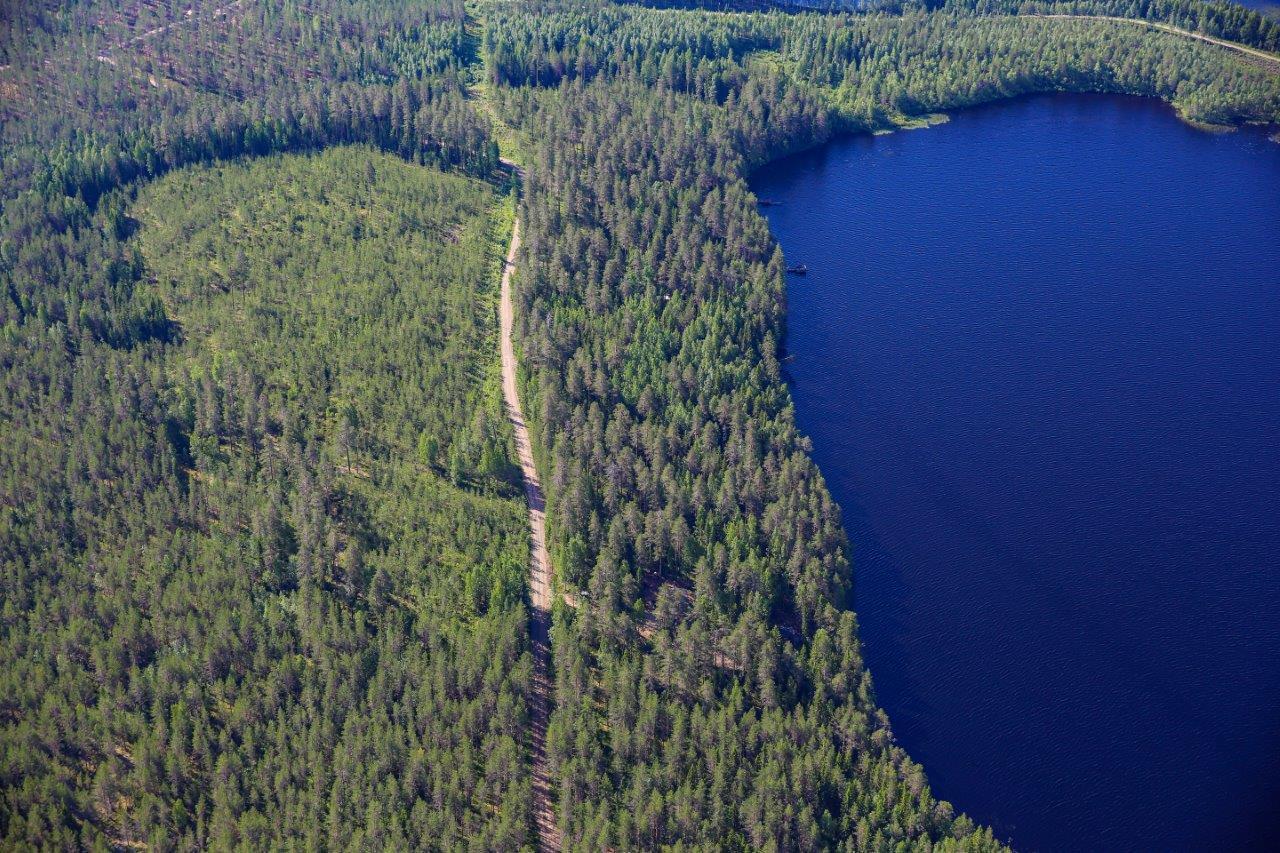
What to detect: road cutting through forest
<box><xmin>1032</xmin><ymin>15</ymin><xmax>1280</xmax><ymax>66</ymax></box>
<box><xmin>497</xmin><ymin>187</ymin><xmax>561</xmax><ymax>851</ymax></box>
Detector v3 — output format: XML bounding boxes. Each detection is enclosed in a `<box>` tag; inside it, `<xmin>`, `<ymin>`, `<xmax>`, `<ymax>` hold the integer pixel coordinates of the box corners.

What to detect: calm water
<box><xmin>751</xmin><ymin>93</ymin><xmax>1280</xmax><ymax>852</ymax></box>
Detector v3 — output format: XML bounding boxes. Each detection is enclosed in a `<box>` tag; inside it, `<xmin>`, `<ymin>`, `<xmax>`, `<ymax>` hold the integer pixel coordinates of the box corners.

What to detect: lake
<box><xmin>751</xmin><ymin>93</ymin><xmax>1280</xmax><ymax>851</ymax></box>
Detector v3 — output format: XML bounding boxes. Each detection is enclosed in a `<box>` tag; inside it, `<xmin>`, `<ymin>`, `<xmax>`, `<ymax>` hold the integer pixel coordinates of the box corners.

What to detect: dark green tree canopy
<box><xmin>2</xmin><ymin>0</ymin><xmax>1276</xmax><ymax>849</ymax></box>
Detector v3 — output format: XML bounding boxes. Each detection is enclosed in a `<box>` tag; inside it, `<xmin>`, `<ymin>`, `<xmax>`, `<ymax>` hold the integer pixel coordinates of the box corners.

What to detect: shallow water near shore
<box><xmin>752</xmin><ymin>93</ymin><xmax>1280</xmax><ymax>851</ymax></box>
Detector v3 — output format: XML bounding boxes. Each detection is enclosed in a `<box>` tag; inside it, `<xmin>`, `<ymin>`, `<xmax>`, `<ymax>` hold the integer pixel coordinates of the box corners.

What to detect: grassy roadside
<box><xmin>465</xmin><ymin>2</ymin><xmax>534</xmax><ymax>169</ymax></box>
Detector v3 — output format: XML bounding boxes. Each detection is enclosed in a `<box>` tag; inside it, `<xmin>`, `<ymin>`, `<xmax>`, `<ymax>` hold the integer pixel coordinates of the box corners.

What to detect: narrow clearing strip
<box><xmin>498</xmin><ymin>211</ymin><xmax>561</xmax><ymax>852</ymax></box>
<box><xmin>1031</xmin><ymin>14</ymin><xmax>1280</xmax><ymax>67</ymax></box>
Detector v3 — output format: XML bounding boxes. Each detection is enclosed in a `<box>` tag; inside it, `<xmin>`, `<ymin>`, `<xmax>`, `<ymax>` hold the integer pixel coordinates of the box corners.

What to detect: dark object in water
<box><xmin>787</xmin><ymin>264</ymin><xmax>808</xmax><ymax>275</ymax></box>
<box><xmin>758</xmin><ymin>198</ymin><xmax>781</xmax><ymax>207</ymax></box>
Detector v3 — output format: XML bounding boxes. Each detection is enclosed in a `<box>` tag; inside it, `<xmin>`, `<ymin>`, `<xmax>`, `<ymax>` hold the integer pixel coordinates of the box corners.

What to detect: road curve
<box><xmin>498</xmin><ymin>211</ymin><xmax>561</xmax><ymax>851</ymax></box>
<box><xmin>1031</xmin><ymin>14</ymin><xmax>1280</xmax><ymax>67</ymax></box>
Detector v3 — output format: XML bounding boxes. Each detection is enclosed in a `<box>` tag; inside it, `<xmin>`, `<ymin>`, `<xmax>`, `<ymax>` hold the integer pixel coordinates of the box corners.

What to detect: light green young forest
<box><xmin>2</xmin><ymin>0</ymin><xmax>1278</xmax><ymax>849</ymax></box>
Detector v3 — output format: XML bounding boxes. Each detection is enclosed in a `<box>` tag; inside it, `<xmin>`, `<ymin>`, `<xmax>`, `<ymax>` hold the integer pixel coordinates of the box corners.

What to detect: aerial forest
<box><xmin>1</xmin><ymin>0</ymin><xmax>1277</xmax><ymax>849</ymax></box>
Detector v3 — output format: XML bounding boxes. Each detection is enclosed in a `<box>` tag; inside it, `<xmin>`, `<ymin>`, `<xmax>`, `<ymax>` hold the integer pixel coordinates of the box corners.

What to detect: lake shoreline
<box><xmin>753</xmin><ymin>92</ymin><xmax>1277</xmax><ymax>180</ymax></box>
<box><xmin>750</xmin><ymin>92</ymin><xmax>1280</xmax><ymax>852</ymax></box>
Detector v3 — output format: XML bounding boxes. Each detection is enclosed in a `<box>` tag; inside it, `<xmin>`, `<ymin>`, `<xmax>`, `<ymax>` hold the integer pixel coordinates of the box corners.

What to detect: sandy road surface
<box><xmin>498</xmin><ymin>206</ymin><xmax>561</xmax><ymax>851</ymax></box>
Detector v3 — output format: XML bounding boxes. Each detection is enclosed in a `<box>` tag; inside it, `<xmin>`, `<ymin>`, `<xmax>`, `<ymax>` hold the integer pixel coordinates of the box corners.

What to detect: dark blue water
<box><xmin>752</xmin><ymin>93</ymin><xmax>1280</xmax><ymax>852</ymax></box>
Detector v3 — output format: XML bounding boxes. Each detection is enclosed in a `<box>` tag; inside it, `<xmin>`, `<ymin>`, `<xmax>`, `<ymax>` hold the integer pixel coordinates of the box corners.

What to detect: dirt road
<box><xmin>1032</xmin><ymin>15</ymin><xmax>1280</xmax><ymax>67</ymax></box>
<box><xmin>498</xmin><ymin>211</ymin><xmax>561</xmax><ymax>851</ymax></box>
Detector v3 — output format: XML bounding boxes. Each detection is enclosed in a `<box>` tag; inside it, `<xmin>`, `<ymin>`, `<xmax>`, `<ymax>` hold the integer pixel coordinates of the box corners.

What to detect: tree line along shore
<box><xmin>2</xmin><ymin>0</ymin><xmax>1278</xmax><ymax>848</ymax></box>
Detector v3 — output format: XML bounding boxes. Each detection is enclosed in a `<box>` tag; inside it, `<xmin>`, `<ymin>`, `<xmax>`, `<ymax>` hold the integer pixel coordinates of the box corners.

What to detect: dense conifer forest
<box><xmin>2</xmin><ymin>140</ymin><xmax>531</xmax><ymax>846</ymax></box>
<box><xmin>2</xmin><ymin>0</ymin><xmax>1278</xmax><ymax>849</ymax></box>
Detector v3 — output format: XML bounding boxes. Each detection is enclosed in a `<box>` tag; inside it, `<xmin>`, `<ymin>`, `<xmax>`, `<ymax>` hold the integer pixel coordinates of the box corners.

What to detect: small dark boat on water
<box><xmin>786</xmin><ymin>263</ymin><xmax>808</xmax><ymax>275</ymax></box>
<box><xmin>758</xmin><ymin>198</ymin><xmax>781</xmax><ymax>207</ymax></box>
